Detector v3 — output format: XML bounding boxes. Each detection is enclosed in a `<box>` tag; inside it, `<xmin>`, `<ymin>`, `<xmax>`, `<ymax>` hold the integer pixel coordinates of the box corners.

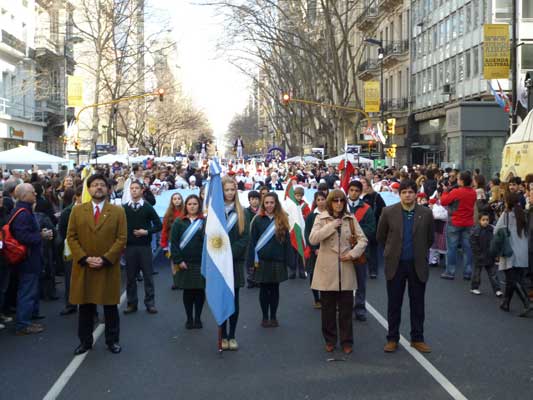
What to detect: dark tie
<box><xmin>94</xmin><ymin>205</ymin><xmax>100</xmax><ymax>224</ymax></box>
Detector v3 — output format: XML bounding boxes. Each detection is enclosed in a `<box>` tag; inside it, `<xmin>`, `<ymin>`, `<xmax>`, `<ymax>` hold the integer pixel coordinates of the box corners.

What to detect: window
<box><xmin>474</xmin><ymin>46</ymin><xmax>480</xmax><ymax>76</ymax></box>
<box><xmin>465</xmin><ymin>3</ymin><xmax>471</xmax><ymax>32</ymax></box>
<box><xmin>522</xmin><ymin>45</ymin><xmax>533</xmax><ymax>69</ymax></box>
<box><xmin>495</xmin><ymin>0</ymin><xmax>511</xmax><ymax>19</ymax></box>
<box><xmin>445</xmin><ymin>59</ymin><xmax>450</xmax><ymax>83</ymax></box>
<box><xmin>450</xmin><ymin>56</ymin><xmax>456</xmax><ymax>83</ymax></box>
<box><xmin>433</xmin><ymin>66</ymin><xmax>437</xmax><ymax>92</ymax></box>
<box><xmin>524</xmin><ymin>0</ymin><xmax>533</xmax><ymax>18</ymax></box>
<box><xmin>466</xmin><ymin>49</ymin><xmax>471</xmax><ymax>79</ymax></box>
<box><xmin>451</xmin><ymin>13</ymin><xmax>457</xmax><ymax>40</ymax></box>
<box><xmin>458</xmin><ymin>53</ymin><xmax>464</xmax><ymax>82</ymax></box>
<box><xmin>422</xmin><ymin>70</ymin><xmax>427</xmax><ymax>94</ymax></box>
<box><xmin>439</xmin><ymin>62</ymin><xmax>444</xmax><ymax>88</ymax></box>
<box><xmin>473</xmin><ymin>0</ymin><xmax>480</xmax><ymax>26</ymax></box>
<box><xmin>440</xmin><ymin>21</ymin><xmax>445</xmax><ymax>47</ymax></box>
<box><xmin>433</xmin><ymin>26</ymin><xmax>438</xmax><ymax>51</ymax></box>
<box><xmin>398</xmin><ymin>70</ymin><xmax>402</xmax><ymax>98</ymax></box>
<box><xmin>446</xmin><ymin>17</ymin><xmax>451</xmax><ymax>43</ymax></box>
<box><xmin>458</xmin><ymin>8</ymin><xmax>464</xmax><ymax>37</ymax></box>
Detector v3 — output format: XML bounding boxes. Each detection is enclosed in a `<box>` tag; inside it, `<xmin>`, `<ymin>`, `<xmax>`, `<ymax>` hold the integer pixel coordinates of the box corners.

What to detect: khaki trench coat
<box><xmin>67</xmin><ymin>202</ymin><xmax>127</xmax><ymax>305</ymax></box>
<box><xmin>309</xmin><ymin>211</ymin><xmax>368</xmax><ymax>291</ymax></box>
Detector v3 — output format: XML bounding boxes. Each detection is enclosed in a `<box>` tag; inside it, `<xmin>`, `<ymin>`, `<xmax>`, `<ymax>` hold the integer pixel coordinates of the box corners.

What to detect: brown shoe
<box><xmin>342</xmin><ymin>345</ymin><xmax>353</xmax><ymax>355</ymax></box>
<box><xmin>411</xmin><ymin>341</ymin><xmax>432</xmax><ymax>353</ymax></box>
<box><xmin>269</xmin><ymin>319</ymin><xmax>279</xmax><ymax>328</ymax></box>
<box><xmin>384</xmin><ymin>341</ymin><xmax>398</xmax><ymax>353</ymax></box>
<box><xmin>261</xmin><ymin>319</ymin><xmax>270</xmax><ymax>328</ymax></box>
<box><xmin>16</xmin><ymin>323</ymin><xmax>45</xmax><ymax>336</ymax></box>
<box><xmin>325</xmin><ymin>343</ymin><xmax>335</xmax><ymax>352</ymax></box>
<box><xmin>123</xmin><ymin>305</ymin><xmax>138</xmax><ymax>314</ymax></box>
<box><xmin>146</xmin><ymin>307</ymin><xmax>158</xmax><ymax>314</ymax></box>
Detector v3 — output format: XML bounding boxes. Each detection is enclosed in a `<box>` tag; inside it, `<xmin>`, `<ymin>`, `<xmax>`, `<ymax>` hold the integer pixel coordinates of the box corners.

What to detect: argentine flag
<box><xmin>201</xmin><ymin>158</ymin><xmax>235</xmax><ymax>325</ymax></box>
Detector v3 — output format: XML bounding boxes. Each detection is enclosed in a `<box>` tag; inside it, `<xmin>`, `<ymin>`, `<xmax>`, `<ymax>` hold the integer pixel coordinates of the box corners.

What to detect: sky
<box><xmin>151</xmin><ymin>1</ymin><xmax>250</xmax><ymax>147</ymax></box>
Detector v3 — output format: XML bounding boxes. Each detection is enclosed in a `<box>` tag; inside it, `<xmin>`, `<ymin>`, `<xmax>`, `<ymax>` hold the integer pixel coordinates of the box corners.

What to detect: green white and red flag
<box><xmin>284</xmin><ymin>179</ymin><xmax>307</xmax><ymax>261</ymax></box>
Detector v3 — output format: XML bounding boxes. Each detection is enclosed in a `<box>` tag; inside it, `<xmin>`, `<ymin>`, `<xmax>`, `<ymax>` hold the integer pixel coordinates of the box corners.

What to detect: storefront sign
<box><xmin>364</xmin><ymin>81</ymin><xmax>380</xmax><ymax>113</ymax></box>
<box><xmin>483</xmin><ymin>24</ymin><xmax>510</xmax><ymax>79</ymax></box>
<box><xmin>9</xmin><ymin>127</ymin><xmax>24</xmax><ymax>139</ymax></box>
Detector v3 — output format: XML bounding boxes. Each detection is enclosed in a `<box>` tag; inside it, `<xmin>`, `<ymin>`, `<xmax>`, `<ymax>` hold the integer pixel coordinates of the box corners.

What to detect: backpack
<box><xmin>1</xmin><ymin>208</ymin><xmax>28</xmax><ymax>265</ymax></box>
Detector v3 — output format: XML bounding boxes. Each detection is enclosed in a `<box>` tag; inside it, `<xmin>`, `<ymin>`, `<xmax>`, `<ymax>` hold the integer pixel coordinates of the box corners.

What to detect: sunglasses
<box><xmin>332</xmin><ymin>198</ymin><xmax>345</xmax><ymax>203</ymax></box>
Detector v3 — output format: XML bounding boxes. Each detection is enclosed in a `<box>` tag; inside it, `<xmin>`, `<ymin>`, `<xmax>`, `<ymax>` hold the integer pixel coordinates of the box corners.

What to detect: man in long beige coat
<box><xmin>67</xmin><ymin>174</ymin><xmax>127</xmax><ymax>355</ymax></box>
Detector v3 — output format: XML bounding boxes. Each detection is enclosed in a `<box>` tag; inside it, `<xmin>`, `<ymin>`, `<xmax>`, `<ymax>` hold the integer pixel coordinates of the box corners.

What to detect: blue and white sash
<box><xmin>254</xmin><ymin>219</ymin><xmax>276</xmax><ymax>264</ymax></box>
<box><xmin>179</xmin><ymin>219</ymin><xmax>204</xmax><ymax>250</ymax></box>
<box><xmin>226</xmin><ymin>212</ymin><xmax>238</xmax><ymax>233</ymax></box>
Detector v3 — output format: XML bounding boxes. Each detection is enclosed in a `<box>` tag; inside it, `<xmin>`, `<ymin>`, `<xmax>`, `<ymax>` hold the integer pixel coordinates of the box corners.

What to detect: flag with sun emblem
<box><xmin>201</xmin><ymin>158</ymin><xmax>235</xmax><ymax>325</ymax></box>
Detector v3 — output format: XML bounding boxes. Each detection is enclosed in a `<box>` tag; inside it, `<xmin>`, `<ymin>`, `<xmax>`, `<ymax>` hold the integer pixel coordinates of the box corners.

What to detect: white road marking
<box><xmin>365</xmin><ymin>301</ymin><xmax>469</xmax><ymax>400</ymax></box>
<box><xmin>43</xmin><ymin>291</ymin><xmax>127</xmax><ymax>400</ymax></box>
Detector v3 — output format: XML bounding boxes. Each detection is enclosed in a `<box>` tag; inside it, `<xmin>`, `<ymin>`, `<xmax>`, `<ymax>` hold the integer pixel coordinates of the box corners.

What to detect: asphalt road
<box><xmin>1</xmin><ymin>257</ymin><xmax>532</xmax><ymax>400</ymax></box>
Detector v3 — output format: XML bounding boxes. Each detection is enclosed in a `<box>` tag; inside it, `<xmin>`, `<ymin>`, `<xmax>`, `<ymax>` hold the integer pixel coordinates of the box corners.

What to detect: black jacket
<box><xmin>470</xmin><ymin>224</ymin><xmax>495</xmax><ymax>266</ymax></box>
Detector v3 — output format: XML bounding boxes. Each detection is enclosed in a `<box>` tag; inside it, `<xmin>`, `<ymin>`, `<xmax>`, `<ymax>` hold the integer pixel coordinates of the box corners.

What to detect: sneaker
<box><xmin>16</xmin><ymin>323</ymin><xmax>45</xmax><ymax>336</ymax></box>
<box><xmin>470</xmin><ymin>289</ymin><xmax>481</xmax><ymax>295</ymax></box>
<box><xmin>228</xmin><ymin>339</ymin><xmax>239</xmax><ymax>351</ymax></box>
<box><xmin>221</xmin><ymin>338</ymin><xmax>229</xmax><ymax>350</ymax></box>
<box><xmin>0</xmin><ymin>314</ymin><xmax>13</xmax><ymax>323</ymax></box>
<box><xmin>440</xmin><ymin>273</ymin><xmax>455</xmax><ymax>280</ymax></box>
<box><xmin>495</xmin><ymin>290</ymin><xmax>503</xmax><ymax>297</ymax></box>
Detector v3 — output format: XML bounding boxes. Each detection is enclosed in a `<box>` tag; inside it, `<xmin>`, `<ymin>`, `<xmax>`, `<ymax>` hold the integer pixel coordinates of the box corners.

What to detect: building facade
<box><xmin>0</xmin><ymin>0</ymin><xmax>46</xmax><ymax>152</ymax></box>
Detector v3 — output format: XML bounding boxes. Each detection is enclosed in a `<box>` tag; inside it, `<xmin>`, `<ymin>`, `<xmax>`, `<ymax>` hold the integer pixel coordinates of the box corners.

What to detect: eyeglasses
<box><xmin>332</xmin><ymin>198</ymin><xmax>345</xmax><ymax>203</ymax></box>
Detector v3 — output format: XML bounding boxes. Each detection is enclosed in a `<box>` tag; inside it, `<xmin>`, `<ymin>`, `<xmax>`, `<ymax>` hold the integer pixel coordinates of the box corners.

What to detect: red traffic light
<box><xmin>281</xmin><ymin>93</ymin><xmax>291</xmax><ymax>105</ymax></box>
<box><xmin>157</xmin><ymin>88</ymin><xmax>165</xmax><ymax>101</ymax></box>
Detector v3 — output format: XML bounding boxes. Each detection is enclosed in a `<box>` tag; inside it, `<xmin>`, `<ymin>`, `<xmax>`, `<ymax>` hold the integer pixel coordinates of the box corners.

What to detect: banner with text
<box><xmin>483</xmin><ymin>24</ymin><xmax>510</xmax><ymax>80</ymax></box>
<box><xmin>67</xmin><ymin>76</ymin><xmax>84</xmax><ymax>107</ymax></box>
<box><xmin>364</xmin><ymin>81</ymin><xmax>380</xmax><ymax>113</ymax></box>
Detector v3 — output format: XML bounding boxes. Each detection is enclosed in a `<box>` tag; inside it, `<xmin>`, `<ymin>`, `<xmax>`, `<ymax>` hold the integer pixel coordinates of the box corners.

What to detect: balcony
<box><xmin>357</xmin><ymin>59</ymin><xmax>380</xmax><ymax>81</ymax></box>
<box><xmin>382</xmin><ymin>40</ymin><xmax>409</xmax><ymax>67</ymax></box>
<box><xmin>379</xmin><ymin>0</ymin><xmax>403</xmax><ymax>12</ymax></box>
<box><xmin>35</xmin><ymin>35</ymin><xmax>61</xmax><ymax>59</ymax></box>
<box><xmin>355</xmin><ymin>4</ymin><xmax>379</xmax><ymax>31</ymax></box>
<box><xmin>0</xmin><ymin>97</ymin><xmax>45</xmax><ymax>122</ymax></box>
<box><xmin>383</xmin><ymin>98</ymin><xmax>409</xmax><ymax>113</ymax></box>
<box><xmin>0</xmin><ymin>30</ymin><xmax>26</xmax><ymax>59</ymax></box>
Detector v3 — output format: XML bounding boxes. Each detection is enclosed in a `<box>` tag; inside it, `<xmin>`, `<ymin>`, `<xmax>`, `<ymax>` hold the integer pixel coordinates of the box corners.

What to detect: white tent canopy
<box><xmin>0</xmin><ymin>146</ymin><xmax>68</xmax><ymax>166</ymax></box>
<box><xmin>324</xmin><ymin>153</ymin><xmax>373</xmax><ymax>166</ymax></box>
<box><xmin>285</xmin><ymin>155</ymin><xmax>321</xmax><ymax>163</ymax></box>
<box><xmin>506</xmin><ymin>109</ymin><xmax>533</xmax><ymax>144</ymax></box>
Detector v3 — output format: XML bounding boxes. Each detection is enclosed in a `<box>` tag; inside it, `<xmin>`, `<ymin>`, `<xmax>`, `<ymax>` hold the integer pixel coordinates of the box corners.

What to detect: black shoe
<box><xmin>298</xmin><ymin>273</ymin><xmax>307</xmax><ymax>279</ymax></box>
<box><xmin>31</xmin><ymin>314</ymin><xmax>46</xmax><ymax>320</ymax></box>
<box><xmin>369</xmin><ymin>274</ymin><xmax>377</xmax><ymax>279</ymax></box>
<box><xmin>60</xmin><ymin>307</ymin><xmax>77</xmax><ymax>316</ymax></box>
<box><xmin>107</xmin><ymin>343</ymin><xmax>122</xmax><ymax>354</ymax></box>
<box><xmin>463</xmin><ymin>275</ymin><xmax>472</xmax><ymax>281</ymax></box>
<box><xmin>136</xmin><ymin>275</ymin><xmax>143</xmax><ymax>282</ymax></box>
<box><xmin>46</xmin><ymin>295</ymin><xmax>60</xmax><ymax>301</ymax></box>
<box><xmin>247</xmin><ymin>282</ymin><xmax>257</xmax><ymax>289</ymax></box>
<box><xmin>355</xmin><ymin>314</ymin><xmax>367</xmax><ymax>322</ymax></box>
<box><xmin>193</xmin><ymin>320</ymin><xmax>203</xmax><ymax>329</ymax></box>
<box><xmin>288</xmin><ymin>273</ymin><xmax>296</xmax><ymax>280</ymax></box>
<box><xmin>152</xmin><ymin>270</ymin><xmax>159</xmax><ymax>275</ymax></box>
<box><xmin>123</xmin><ymin>305</ymin><xmax>138</xmax><ymax>314</ymax></box>
<box><xmin>146</xmin><ymin>306</ymin><xmax>158</xmax><ymax>314</ymax></box>
<box><xmin>74</xmin><ymin>343</ymin><xmax>92</xmax><ymax>355</ymax></box>
<box><xmin>185</xmin><ymin>320</ymin><xmax>194</xmax><ymax>329</ymax></box>
<box><xmin>171</xmin><ymin>284</ymin><xmax>178</xmax><ymax>290</ymax></box>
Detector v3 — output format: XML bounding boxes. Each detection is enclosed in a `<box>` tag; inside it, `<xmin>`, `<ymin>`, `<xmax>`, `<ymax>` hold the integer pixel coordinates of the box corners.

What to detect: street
<box><xmin>1</xmin><ymin>256</ymin><xmax>532</xmax><ymax>400</ymax></box>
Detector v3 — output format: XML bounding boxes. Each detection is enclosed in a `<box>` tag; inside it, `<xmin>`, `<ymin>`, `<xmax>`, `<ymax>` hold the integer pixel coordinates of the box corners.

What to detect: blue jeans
<box><xmin>354</xmin><ymin>263</ymin><xmax>368</xmax><ymax>317</ymax></box>
<box><xmin>445</xmin><ymin>225</ymin><xmax>473</xmax><ymax>277</ymax></box>
<box><xmin>16</xmin><ymin>272</ymin><xmax>40</xmax><ymax>331</ymax></box>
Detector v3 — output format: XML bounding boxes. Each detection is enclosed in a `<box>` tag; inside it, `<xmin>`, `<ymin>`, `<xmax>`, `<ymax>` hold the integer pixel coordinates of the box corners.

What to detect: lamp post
<box><xmin>364</xmin><ymin>38</ymin><xmax>385</xmax><ymax>159</ymax></box>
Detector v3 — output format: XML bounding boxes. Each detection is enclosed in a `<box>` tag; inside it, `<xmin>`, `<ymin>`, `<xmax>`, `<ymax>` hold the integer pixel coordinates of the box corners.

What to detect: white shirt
<box><xmin>128</xmin><ymin>198</ymin><xmax>144</xmax><ymax>209</ymax></box>
<box><xmin>92</xmin><ymin>200</ymin><xmax>105</xmax><ymax>216</ymax></box>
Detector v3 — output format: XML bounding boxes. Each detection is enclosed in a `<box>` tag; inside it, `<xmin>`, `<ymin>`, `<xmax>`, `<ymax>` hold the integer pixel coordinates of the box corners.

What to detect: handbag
<box><xmin>348</xmin><ymin>217</ymin><xmax>367</xmax><ymax>266</ymax></box>
<box><xmin>1</xmin><ymin>209</ymin><xmax>28</xmax><ymax>265</ymax></box>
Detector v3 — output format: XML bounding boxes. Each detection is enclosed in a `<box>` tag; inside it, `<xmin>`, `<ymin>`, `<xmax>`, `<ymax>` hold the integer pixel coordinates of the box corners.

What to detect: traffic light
<box><xmin>368</xmin><ymin>140</ymin><xmax>373</xmax><ymax>153</ymax></box>
<box><xmin>386</xmin><ymin>118</ymin><xmax>396</xmax><ymax>135</ymax></box>
<box><xmin>281</xmin><ymin>93</ymin><xmax>291</xmax><ymax>105</ymax></box>
<box><xmin>385</xmin><ymin>146</ymin><xmax>397</xmax><ymax>158</ymax></box>
<box><xmin>74</xmin><ymin>140</ymin><xmax>80</xmax><ymax>150</ymax></box>
<box><xmin>157</xmin><ymin>88</ymin><xmax>165</xmax><ymax>102</ymax></box>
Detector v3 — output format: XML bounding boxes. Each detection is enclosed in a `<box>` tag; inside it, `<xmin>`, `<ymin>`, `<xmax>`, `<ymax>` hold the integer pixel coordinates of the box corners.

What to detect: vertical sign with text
<box><xmin>483</xmin><ymin>24</ymin><xmax>510</xmax><ymax>80</ymax></box>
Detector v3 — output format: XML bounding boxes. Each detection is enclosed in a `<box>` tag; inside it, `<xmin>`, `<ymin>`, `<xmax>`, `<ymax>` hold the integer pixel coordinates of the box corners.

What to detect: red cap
<box><xmin>390</xmin><ymin>182</ymin><xmax>400</xmax><ymax>189</ymax></box>
<box><xmin>429</xmin><ymin>198</ymin><xmax>437</xmax><ymax>204</ymax></box>
<box><xmin>416</xmin><ymin>192</ymin><xmax>427</xmax><ymax>199</ymax></box>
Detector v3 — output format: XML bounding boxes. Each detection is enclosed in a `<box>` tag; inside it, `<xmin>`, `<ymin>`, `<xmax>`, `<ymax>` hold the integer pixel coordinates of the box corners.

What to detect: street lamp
<box><xmin>364</xmin><ymin>38</ymin><xmax>385</xmax><ymax>160</ymax></box>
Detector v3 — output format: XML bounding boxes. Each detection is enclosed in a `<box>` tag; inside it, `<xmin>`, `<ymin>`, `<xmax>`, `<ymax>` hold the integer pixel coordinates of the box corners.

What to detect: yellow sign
<box><xmin>483</xmin><ymin>24</ymin><xmax>510</xmax><ymax>79</ymax></box>
<box><xmin>67</xmin><ymin>76</ymin><xmax>84</xmax><ymax>106</ymax></box>
<box><xmin>364</xmin><ymin>81</ymin><xmax>380</xmax><ymax>113</ymax></box>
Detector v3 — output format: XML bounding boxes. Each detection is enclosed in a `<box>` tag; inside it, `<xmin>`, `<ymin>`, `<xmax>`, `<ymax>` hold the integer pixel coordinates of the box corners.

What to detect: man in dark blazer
<box><xmin>377</xmin><ymin>179</ymin><xmax>434</xmax><ymax>354</ymax></box>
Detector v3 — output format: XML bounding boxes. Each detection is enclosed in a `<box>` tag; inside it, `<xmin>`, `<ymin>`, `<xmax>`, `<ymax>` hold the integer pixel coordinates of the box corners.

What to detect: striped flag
<box><xmin>201</xmin><ymin>158</ymin><xmax>235</xmax><ymax>325</ymax></box>
<box><xmin>284</xmin><ymin>179</ymin><xmax>306</xmax><ymax>262</ymax></box>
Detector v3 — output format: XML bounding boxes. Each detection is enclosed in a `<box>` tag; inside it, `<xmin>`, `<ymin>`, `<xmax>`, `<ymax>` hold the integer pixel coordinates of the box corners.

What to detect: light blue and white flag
<box><xmin>201</xmin><ymin>158</ymin><xmax>235</xmax><ymax>325</ymax></box>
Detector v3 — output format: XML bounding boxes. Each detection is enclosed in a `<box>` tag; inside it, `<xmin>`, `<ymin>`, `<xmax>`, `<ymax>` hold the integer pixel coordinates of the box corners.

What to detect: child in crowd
<box><xmin>469</xmin><ymin>212</ymin><xmax>502</xmax><ymax>297</ymax></box>
<box><xmin>428</xmin><ymin>197</ymin><xmax>447</xmax><ymax>266</ymax></box>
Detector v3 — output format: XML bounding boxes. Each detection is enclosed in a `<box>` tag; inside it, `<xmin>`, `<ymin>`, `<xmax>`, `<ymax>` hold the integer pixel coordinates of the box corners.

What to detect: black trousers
<box><xmin>221</xmin><ymin>288</ymin><xmax>240</xmax><ymax>339</ymax></box>
<box><xmin>320</xmin><ymin>291</ymin><xmax>354</xmax><ymax>346</ymax></box>
<box><xmin>78</xmin><ymin>304</ymin><xmax>120</xmax><ymax>346</ymax></box>
<box><xmin>386</xmin><ymin>260</ymin><xmax>426</xmax><ymax>343</ymax></box>
<box><xmin>125</xmin><ymin>246</ymin><xmax>155</xmax><ymax>308</ymax></box>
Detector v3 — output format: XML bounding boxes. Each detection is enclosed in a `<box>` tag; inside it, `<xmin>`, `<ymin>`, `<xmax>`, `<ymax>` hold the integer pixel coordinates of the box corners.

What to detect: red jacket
<box><xmin>440</xmin><ymin>187</ymin><xmax>476</xmax><ymax>227</ymax></box>
<box><xmin>160</xmin><ymin>209</ymin><xmax>182</xmax><ymax>248</ymax></box>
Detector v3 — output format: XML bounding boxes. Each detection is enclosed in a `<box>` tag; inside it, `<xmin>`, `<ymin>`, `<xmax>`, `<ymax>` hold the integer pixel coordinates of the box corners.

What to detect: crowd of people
<box><xmin>0</xmin><ymin>154</ymin><xmax>531</xmax><ymax>356</ymax></box>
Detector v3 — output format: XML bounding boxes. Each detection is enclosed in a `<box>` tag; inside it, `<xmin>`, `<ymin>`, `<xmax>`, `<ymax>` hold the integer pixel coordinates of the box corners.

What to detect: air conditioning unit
<box><xmin>442</xmin><ymin>84</ymin><xmax>455</xmax><ymax>95</ymax></box>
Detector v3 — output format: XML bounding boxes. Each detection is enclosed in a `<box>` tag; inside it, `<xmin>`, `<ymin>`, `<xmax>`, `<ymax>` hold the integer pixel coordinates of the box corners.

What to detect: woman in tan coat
<box><xmin>309</xmin><ymin>189</ymin><xmax>367</xmax><ymax>355</ymax></box>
